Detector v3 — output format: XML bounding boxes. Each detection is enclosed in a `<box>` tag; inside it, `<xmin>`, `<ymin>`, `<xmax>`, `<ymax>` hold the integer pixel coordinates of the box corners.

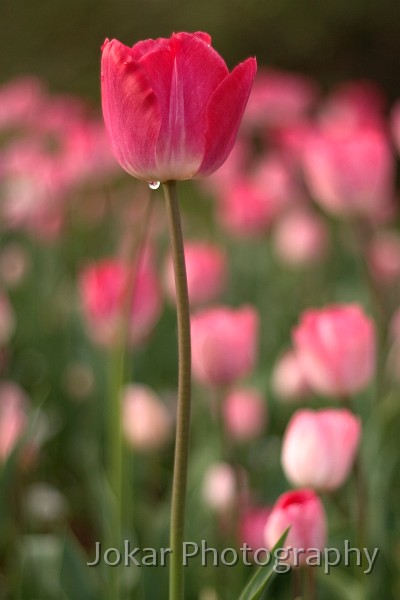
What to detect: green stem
<box><xmin>163</xmin><ymin>181</ymin><xmax>192</xmax><ymax>600</ymax></box>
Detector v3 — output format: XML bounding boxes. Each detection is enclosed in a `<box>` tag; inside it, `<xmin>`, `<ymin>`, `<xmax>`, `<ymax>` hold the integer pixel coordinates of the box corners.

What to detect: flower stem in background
<box><xmin>106</xmin><ymin>191</ymin><xmax>154</xmax><ymax>600</ymax></box>
<box><xmin>163</xmin><ymin>180</ymin><xmax>192</xmax><ymax>600</ymax></box>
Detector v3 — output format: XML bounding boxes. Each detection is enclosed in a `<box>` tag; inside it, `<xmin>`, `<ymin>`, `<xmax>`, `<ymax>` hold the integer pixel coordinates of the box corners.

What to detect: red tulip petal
<box><xmin>139</xmin><ymin>33</ymin><xmax>229</xmax><ymax>180</ymax></box>
<box><xmin>131</xmin><ymin>37</ymin><xmax>170</xmax><ymax>61</ymax></box>
<box><xmin>101</xmin><ymin>39</ymin><xmax>161</xmax><ymax>180</ymax></box>
<box><xmin>198</xmin><ymin>57</ymin><xmax>257</xmax><ymax>177</ymax></box>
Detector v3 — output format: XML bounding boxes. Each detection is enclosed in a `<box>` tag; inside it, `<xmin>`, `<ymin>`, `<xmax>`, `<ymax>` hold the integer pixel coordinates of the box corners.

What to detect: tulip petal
<box><xmin>138</xmin><ymin>33</ymin><xmax>229</xmax><ymax>180</ymax></box>
<box><xmin>198</xmin><ymin>57</ymin><xmax>257</xmax><ymax>177</ymax></box>
<box><xmin>101</xmin><ymin>39</ymin><xmax>161</xmax><ymax>180</ymax></box>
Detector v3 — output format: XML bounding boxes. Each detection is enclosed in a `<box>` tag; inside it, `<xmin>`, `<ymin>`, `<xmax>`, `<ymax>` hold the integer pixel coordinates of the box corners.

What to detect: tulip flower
<box><xmin>122</xmin><ymin>384</ymin><xmax>171</xmax><ymax>452</ymax></box>
<box><xmin>79</xmin><ymin>254</ymin><xmax>162</xmax><ymax>348</ymax></box>
<box><xmin>191</xmin><ymin>305</ymin><xmax>259</xmax><ymax>386</ymax></box>
<box><xmin>281</xmin><ymin>408</ymin><xmax>361</xmax><ymax>491</ymax></box>
<box><xmin>302</xmin><ymin>124</ymin><xmax>394</xmax><ymax>220</ymax></box>
<box><xmin>101</xmin><ymin>32</ymin><xmax>256</xmax><ymax>182</ymax></box>
<box><xmin>293</xmin><ymin>304</ymin><xmax>376</xmax><ymax>397</ymax></box>
<box><xmin>222</xmin><ymin>387</ymin><xmax>267</xmax><ymax>441</ymax></box>
<box><xmin>273</xmin><ymin>209</ymin><xmax>329</xmax><ymax>267</ymax></box>
<box><xmin>164</xmin><ymin>242</ymin><xmax>227</xmax><ymax>306</ymax></box>
<box><xmin>264</xmin><ymin>489</ymin><xmax>327</xmax><ymax>565</ymax></box>
<box><xmin>271</xmin><ymin>350</ymin><xmax>309</xmax><ymax>403</ymax></box>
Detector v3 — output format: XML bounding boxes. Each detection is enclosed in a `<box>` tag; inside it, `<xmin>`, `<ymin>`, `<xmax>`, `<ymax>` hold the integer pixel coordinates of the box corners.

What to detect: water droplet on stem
<box><xmin>148</xmin><ymin>181</ymin><xmax>160</xmax><ymax>190</ymax></box>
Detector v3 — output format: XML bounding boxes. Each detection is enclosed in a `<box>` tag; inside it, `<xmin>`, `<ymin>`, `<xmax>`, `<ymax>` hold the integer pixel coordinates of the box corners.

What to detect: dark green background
<box><xmin>2</xmin><ymin>0</ymin><xmax>400</xmax><ymax>102</ymax></box>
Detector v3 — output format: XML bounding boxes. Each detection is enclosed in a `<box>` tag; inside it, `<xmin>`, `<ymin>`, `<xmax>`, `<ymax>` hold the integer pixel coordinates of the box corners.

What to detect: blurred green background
<box><xmin>2</xmin><ymin>0</ymin><xmax>400</xmax><ymax>101</ymax></box>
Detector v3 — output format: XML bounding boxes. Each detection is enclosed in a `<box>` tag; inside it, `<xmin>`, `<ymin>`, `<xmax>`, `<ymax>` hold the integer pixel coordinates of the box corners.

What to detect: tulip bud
<box><xmin>271</xmin><ymin>350</ymin><xmax>309</xmax><ymax>403</ymax></box>
<box><xmin>273</xmin><ymin>209</ymin><xmax>329</xmax><ymax>267</ymax></box>
<box><xmin>282</xmin><ymin>408</ymin><xmax>361</xmax><ymax>491</ymax></box>
<box><xmin>222</xmin><ymin>387</ymin><xmax>266</xmax><ymax>442</ymax></box>
<box><xmin>164</xmin><ymin>242</ymin><xmax>227</xmax><ymax>306</ymax></box>
<box><xmin>264</xmin><ymin>489</ymin><xmax>327</xmax><ymax>565</ymax></box>
<box><xmin>293</xmin><ymin>304</ymin><xmax>376</xmax><ymax>397</ymax></box>
<box><xmin>202</xmin><ymin>462</ymin><xmax>236</xmax><ymax>513</ymax></box>
<box><xmin>122</xmin><ymin>384</ymin><xmax>171</xmax><ymax>452</ymax></box>
<box><xmin>191</xmin><ymin>305</ymin><xmax>259</xmax><ymax>386</ymax></box>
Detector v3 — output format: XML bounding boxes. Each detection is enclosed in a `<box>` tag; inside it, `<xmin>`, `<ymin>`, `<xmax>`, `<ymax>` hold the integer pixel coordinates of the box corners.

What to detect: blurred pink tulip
<box><xmin>122</xmin><ymin>384</ymin><xmax>171</xmax><ymax>451</ymax></box>
<box><xmin>319</xmin><ymin>81</ymin><xmax>386</xmax><ymax>130</ymax></box>
<box><xmin>191</xmin><ymin>305</ymin><xmax>259</xmax><ymax>386</ymax></box>
<box><xmin>293</xmin><ymin>304</ymin><xmax>376</xmax><ymax>397</ymax></box>
<box><xmin>243</xmin><ymin>69</ymin><xmax>317</xmax><ymax>128</ymax></box>
<box><xmin>273</xmin><ymin>209</ymin><xmax>329</xmax><ymax>267</ymax></box>
<box><xmin>271</xmin><ymin>350</ymin><xmax>309</xmax><ymax>403</ymax></box>
<box><xmin>79</xmin><ymin>253</ymin><xmax>162</xmax><ymax>348</ymax></box>
<box><xmin>282</xmin><ymin>408</ymin><xmax>361</xmax><ymax>491</ymax></box>
<box><xmin>264</xmin><ymin>489</ymin><xmax>327</xmax><ymax>564</ymax></box>
<box><xmin>217</xmin><ymin>178</ymin><xmax>279</xmax><ymax>237</ymax></box>
<box><xmin>101</xmin><ymin>33</ymin><xmax>256</xmax><ymax>182</ymax></box>
<box><xmin>239</xmin><ymin>506</ymin><xmax>271</xmax><ymax>552</ymax></box>
<box><xmin>367</xmin><ymin>231</ymin><xmax>400</xmax><ymax>284</ymax></box>
<box><xmin>0</xmin><ymin>77</ymin><xmax>44</xmax><ymax>130</ymax></box>
<box><xmin>0</xmin><ymin>243</ymin><xmax>30</xmax><ymax>289</ymax></box>
<box><xmin>164</xmin><ymin>242</ymin><xmax>227</xmax><ymax>306</ymax></box>
<box><xmin>0</xmin><ymin>381</ymin><xmax>29</xmax><ymax>463</ymax></box>
<box><xmin>222</xmin><ymin>387</ymin><xmax>266</xmax><ymax>442</ymax></box>
<box><xmin>0</xmin><ymin>291</ymin><xmax>16</xmax><ymax>346</ymax></box>
<box><xmin>302</xmin><ymin>124</ymin><xmax>394</xmax><ymax>220</ymax></box>
<box><xmin>202</xmin><ymin>462</ymin><xmax>236</xmax><ymax>512</ymax></box>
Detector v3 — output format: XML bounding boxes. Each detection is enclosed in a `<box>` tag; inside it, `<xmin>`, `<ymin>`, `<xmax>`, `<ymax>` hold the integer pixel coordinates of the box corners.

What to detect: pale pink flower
<box><xmin>293</xmin><ymin>304</ymin><xmax>376</xmax><ymax>397</ymax></box>
<box><xmin>302</xmin><ymin>124</ymin><xmax>394</xmax><ymax>221</ymax></box>
<box><xmin>164</xmin><ymin>242</ymin><xmax>227</xmax><ymax>306</ymax></box>
<box><xmin>122</xmin><ymin>384</ymin><xmax>171</xmax><ymax>451</ymax></box>
<box><xmin>222</xmin><ymin>387</ymin><xmax>266</xmax><ymax>442</ymax></box>
<box><xmin>367</xmin><ymin>231</ymin><xmax>400</xmax><ymax>284</ymax></box>
<box><xmin>191</xmin><ymin>305</ymin><xmax>259</xmax><ymax>386</ymax></box>
<box><xmin>202</xmin><ymin>462</ymin><xmax>236</xmax><ymax>512</ymax></box>
<box><xmin>282</xmin><ymin>408</ymin><xmax>361</xmax><ymax>491</ymax></box>
<box><xmin>244</xmin><ymin>69</ymin><xmax>317</xmax><ymax>128</ymax></box>
<box><xmin>273</xmin><ymin>209</ymin><xmax>329</xmax><ymax>267</ymax></box>
<box><xmin>271</xmin><ymin>350</ymin><xmax>309</xmax><ymax>403</ymax></box>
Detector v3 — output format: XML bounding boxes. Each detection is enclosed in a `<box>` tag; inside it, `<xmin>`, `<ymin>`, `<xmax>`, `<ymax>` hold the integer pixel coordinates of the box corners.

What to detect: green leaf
<box><xmin>238</xmin><ymin>528</ymin><xmax>290</xmax><ymax>600</ymax></box>
<box><xmin>59</xmin><ymin>531</ymin><xmax>99</xmax><ymax>600</ymax></box>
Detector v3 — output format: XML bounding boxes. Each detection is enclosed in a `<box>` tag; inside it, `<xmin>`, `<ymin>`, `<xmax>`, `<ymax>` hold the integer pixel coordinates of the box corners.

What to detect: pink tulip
<box><xmin>191</xmin><ymin>305</ymin><xmax>259</xmax><ymax>386</ymax></box>
<box><xmin>0</xmin><ymin>381</ymin><xmax>29</xmax><ymax>462</ymax></box>
<box><xmin>239</xmin><ymin>506</ymin><xmax>271</xmax><ymax>552</ymax></box>
<box><xmin>0</xmin><ymin>292</ymin><xmax>16</xmax><ymax>346</ymax></box>
<box><xmin>0</xmin><ymin>243</ymin><xmax>30</xmax><ymax>289</ymax></box>
<box><xmin>273</xmin><ymin>209</ymin><xmax>329</xmax><ymax>267</ymax></box>
<box><xmin>319</xmin><ymin>81</ymin><xmax>386</xmax><ymax>130</ymax></box>
<box><xmin>243</xmin><ymin>69</ymin><xmax>317</xmax><ymax>128</ymax></box>
<box><xmin>282</xmin><ymin>409</ymin><xmax>361</xmax><ymax>491</ymax></box>
<box><xmin>222</xmin><ymin>387</ymin><xmax>266</xmax><ymax>441</ymax></box>
<box><xmin>264</xmin><ymin>489</ymin><xmax>327</xmax><ymax>564</ymax></box>
<box><xmin>367</xmin><ymin>231</ymin><xmax>400</xmax><ymax>284</ymax></box>
<box><xmin>202</xmin><ymin>462</ymin><xmax>236</xmax><ymax>512</ymax></box>
<box><xmin>0</xmin><ymin>77</ymin><xmax>44</xmax><ymax>130</ymax></box>
<box><xmin>302</xmin><ymin>124</ymin><xmax>394</xmax><ymax>220</ymax></box>
<box><xmin>122</xmin><ymin>384</ymin><xmax>171</xmax><ymax>451</ymax></box>
<box><xmin>79</xmin><ymin>253</ymin><xmax>162</xmax><ymax>348</ymax></box>
<box><xmin>271</xmin><ymin>350</ymin><xmax>309</xmax><ymax>403</ymax></box>
<box><xmin>101</xmin><ymin>32</ymin><xmax>256</xmax><ymax>182</ymax></box>
<box><xmin>293</xmin><ymin>304</ymin><xmax>376</xmax><ymax>397</ymax></box>
<box><xmin>217</xmin><ymin>177</ymin><xmax>278</xmax><ymax>237</ymax></box>
<box><xmin>164</xmin><ymin>242</ymin><xmax>227</xmax><ymax>306</ymax></box>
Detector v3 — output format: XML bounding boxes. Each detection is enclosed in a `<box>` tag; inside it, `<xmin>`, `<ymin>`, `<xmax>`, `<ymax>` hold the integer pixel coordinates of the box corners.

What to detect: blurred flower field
<box><xmin>1</xmin><ymin>56</ymin><xmax>400</xmax><ymax>600</ymax></box>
